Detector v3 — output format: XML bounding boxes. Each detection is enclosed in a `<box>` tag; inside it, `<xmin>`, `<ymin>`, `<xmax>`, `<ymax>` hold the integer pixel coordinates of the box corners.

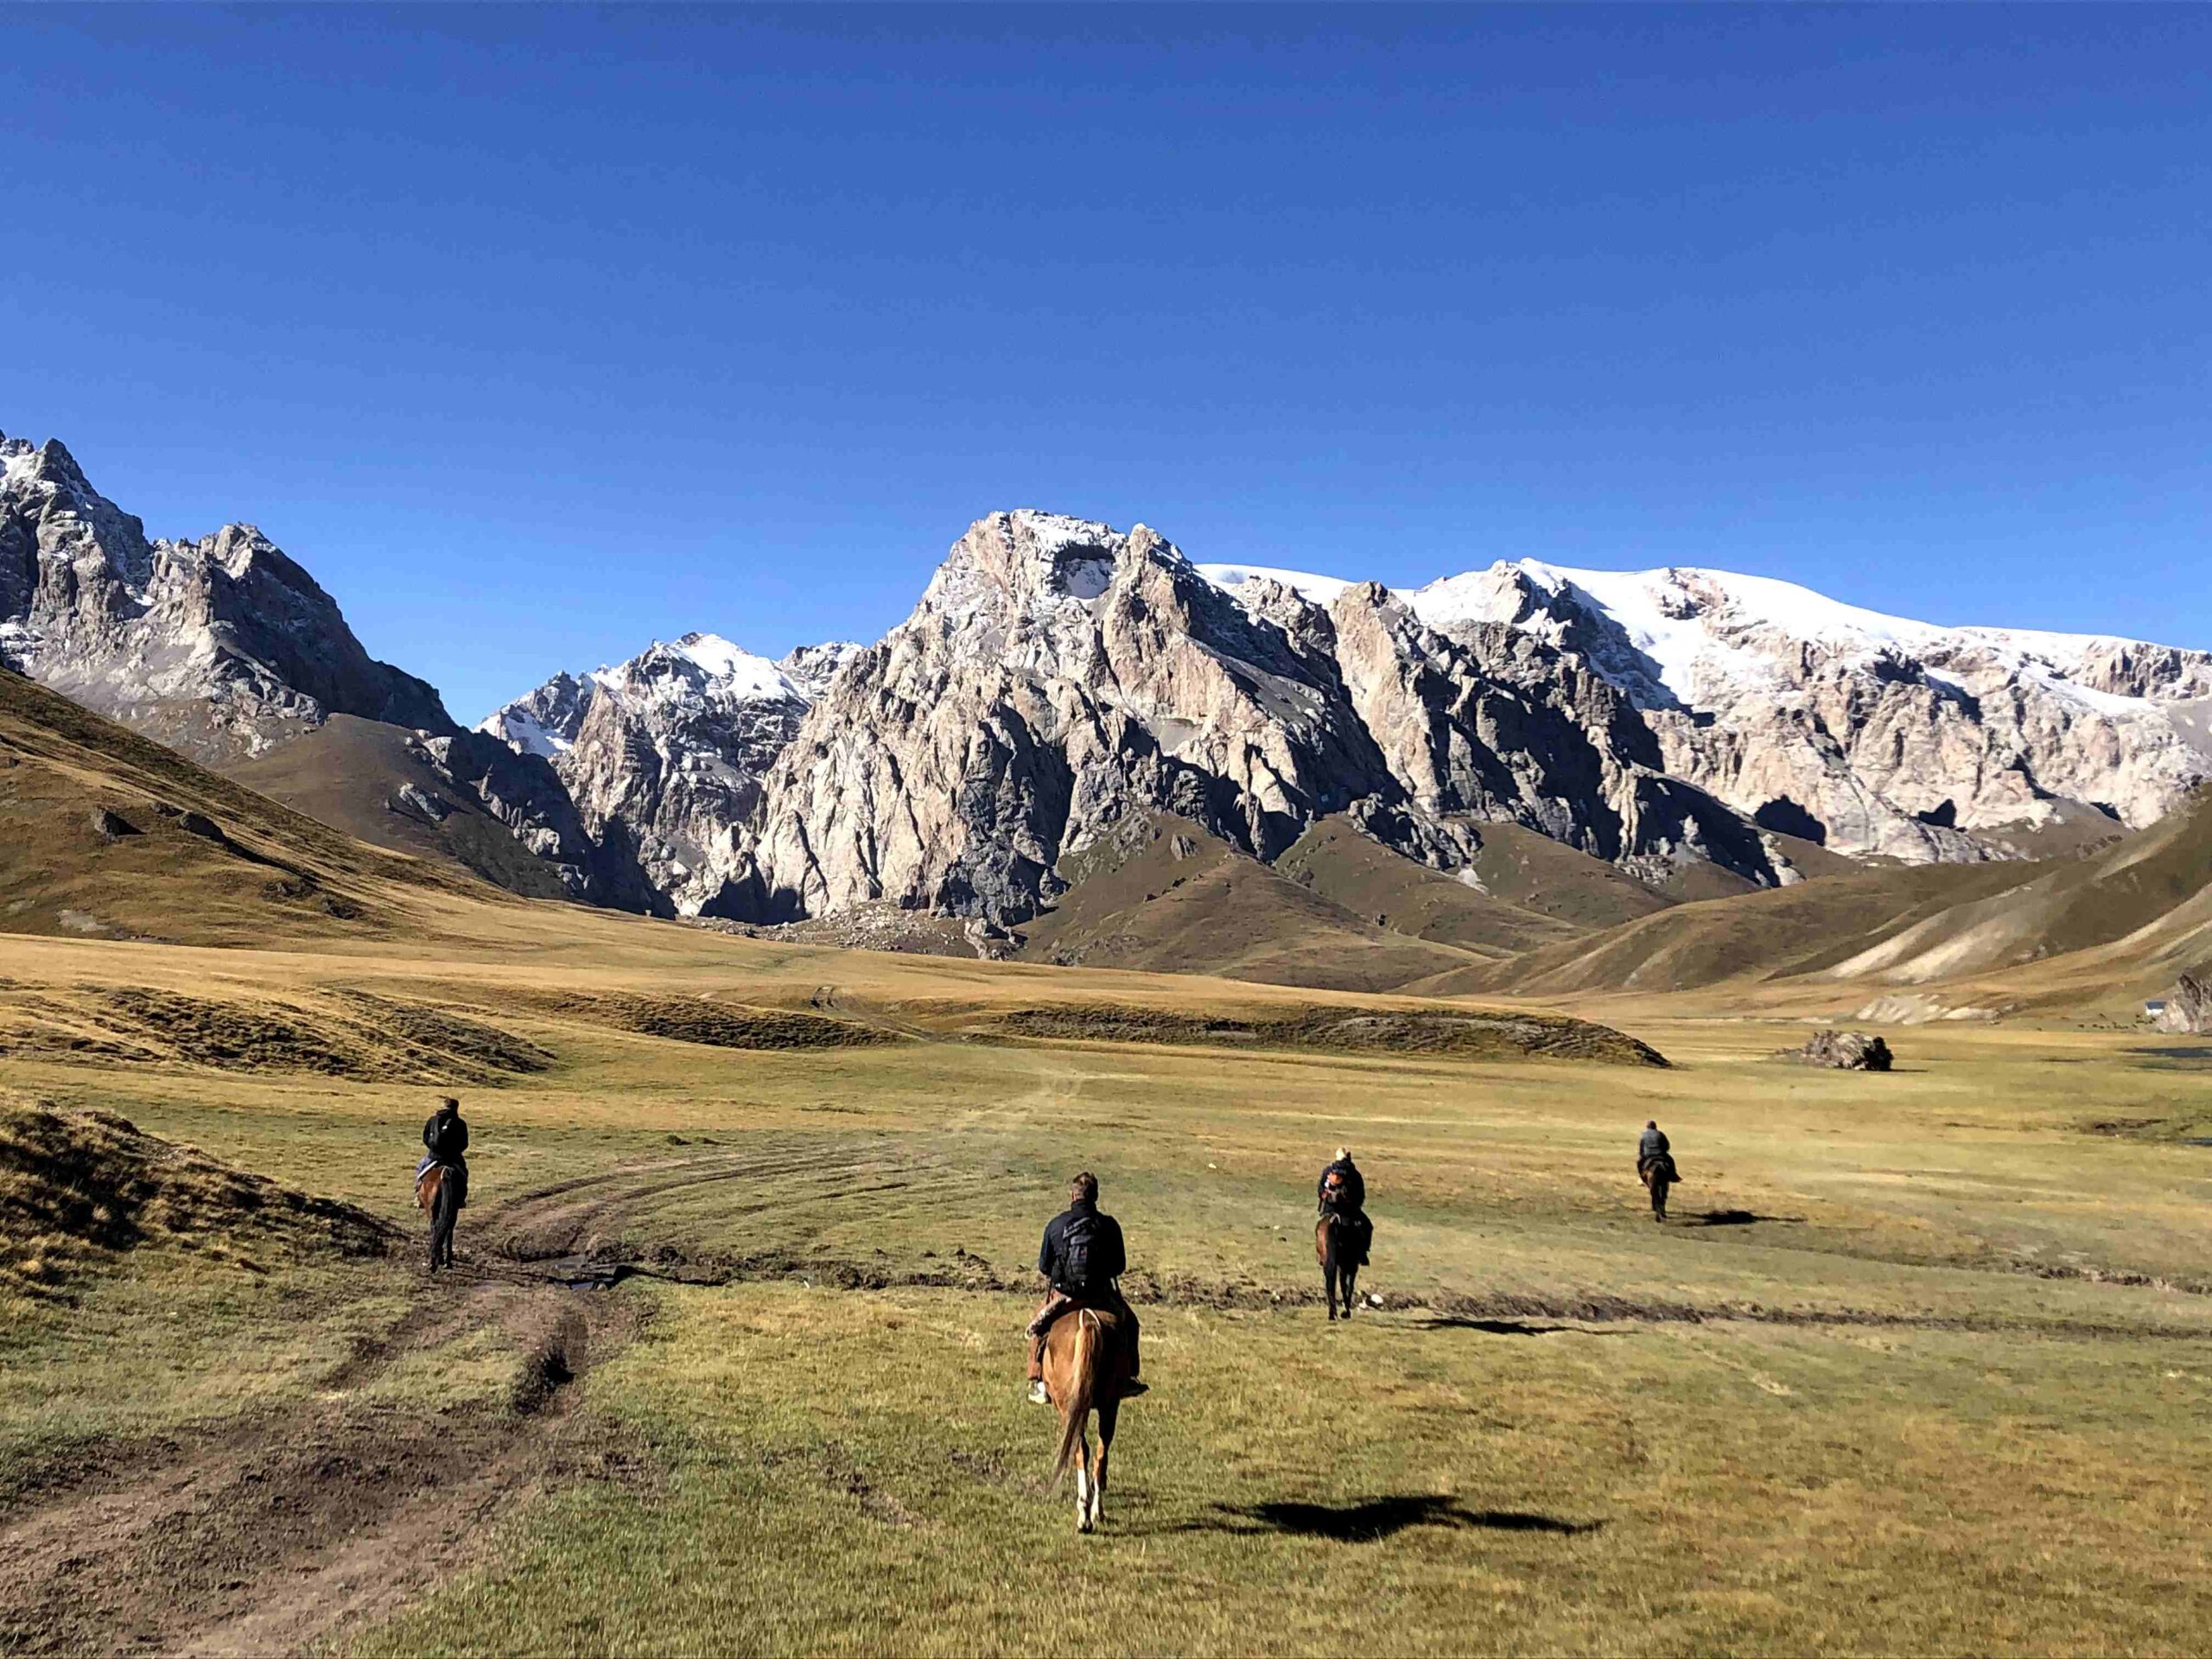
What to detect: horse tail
<box><xmin>1050</xmin><ymin>1311</ymin><xmax>1099</xmax><ymax>1489</ymax></box>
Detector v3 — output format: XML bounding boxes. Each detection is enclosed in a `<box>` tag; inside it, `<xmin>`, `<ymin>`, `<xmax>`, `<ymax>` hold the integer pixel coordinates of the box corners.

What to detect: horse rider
<box><xmin>419</xmin><ymin>1096</ymin><xmax>470</xmax><ymax>1211</ymax></box>
<box><xmin>1637</xmin><ymin>1119</ymin><xmax>1675</xmax><ymax>1185</ymax></box>
<box><xmin>1317</xmin><ymin>1146</ymin><xmax>1372</xmax><ymax>1263</ymax></box>
<box><xmin>1027</xmin><ymin>1171</ymin><xmax>1146</xmax><ymax>1404</ymax></box>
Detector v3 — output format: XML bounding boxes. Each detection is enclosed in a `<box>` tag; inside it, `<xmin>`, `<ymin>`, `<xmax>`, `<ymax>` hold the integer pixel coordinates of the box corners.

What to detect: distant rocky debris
<box><xmin>1777</xmin><ymin>1030</ymin><xmax>1895</xmax><ymax>1071</ymax></box>
<box><xmin>2150</xmin><ymin>974</ymin><xmax>2209</xmax><ymax>1036</ymax></box>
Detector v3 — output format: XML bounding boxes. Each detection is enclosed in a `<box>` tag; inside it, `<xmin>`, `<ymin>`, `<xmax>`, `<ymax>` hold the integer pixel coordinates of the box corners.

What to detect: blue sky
<box><xmin>7</xmin><ymin>5</ymin><xmax>2208</xmax><ymax>721</ymax></box>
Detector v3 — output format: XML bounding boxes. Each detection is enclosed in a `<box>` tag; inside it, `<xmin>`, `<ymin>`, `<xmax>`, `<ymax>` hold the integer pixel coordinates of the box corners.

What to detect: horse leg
<box><xmin>1092</xmin><ymin>1400</ymin><xmax>1117</xmax><ymax>1531</ymax></box>
<box><xmin>1074</xmin><ymin>1421</ymin><xmax>1093</xmax><ymax>1534</ymax></box>
<box><xmin>1343</xmin><ymin>1261</ymin><xmax>1357</xmax><ymax>1316</ymax></box>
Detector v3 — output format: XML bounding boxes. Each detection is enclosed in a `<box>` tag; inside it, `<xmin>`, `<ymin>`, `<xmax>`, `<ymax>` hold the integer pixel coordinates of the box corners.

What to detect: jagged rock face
<box><xmin>734</xmin><ymin>513</ymin><xmax>1399</xmax><ymax>922</ymax></box>
<box><xmin>1395</xmin><ymin>561</ymin><xmax>2212</xmax><ymax>861</ymax></box>
<box><xmin>2152</xmin><ymin>974</ymin><xmax>2209</xmax><ymax>1036</ymax></box>
<box><xmin>728</xmin><ymin>513</ymin><xmax>1780</xmax><ymax>924</ymax></box>
<box><xmin>1321</xmin><ymin>583</ymin><xmax>1775</xmax><ymax>889</ymax></box>
<box><xmin>2</xmin><ymin>431</ymin><xmax>652</xmax><ymax>910</ymax></box>
<box><xmin>481</xmin><ymin>634</ymin><xmax>861</xmax><ymax>914</ymax></box>
<box><xmin>1</xmin><ymin>435</ymin><xmax>447</xmax><ymax>763</ymax></box>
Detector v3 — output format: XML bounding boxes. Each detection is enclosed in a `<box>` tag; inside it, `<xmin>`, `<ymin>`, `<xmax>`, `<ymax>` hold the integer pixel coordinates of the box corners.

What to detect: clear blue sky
<box><xmin>6</xmin><ymin>5</ymin><xmax>2207</xmax><ymax>721</ymax></box>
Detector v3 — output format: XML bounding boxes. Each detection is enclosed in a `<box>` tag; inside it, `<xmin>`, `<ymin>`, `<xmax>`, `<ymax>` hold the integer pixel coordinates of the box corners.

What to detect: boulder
<box><xmin>1777</xmin><ymin>1030</ymin><xmax>1894</xmax><ymax>1071</ymax></box>
<box><xmin>2152</xmin><ymin>975</ymin><xmax>2210</xmax><ymax>1036</ymax></box>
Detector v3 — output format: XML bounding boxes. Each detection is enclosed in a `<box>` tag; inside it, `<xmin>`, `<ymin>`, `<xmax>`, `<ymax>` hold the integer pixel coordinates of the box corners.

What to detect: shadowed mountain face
<box><xmin>0</xmin><ymin>431</ymin><xmax>660</xmax><ymax>912</ymax></box>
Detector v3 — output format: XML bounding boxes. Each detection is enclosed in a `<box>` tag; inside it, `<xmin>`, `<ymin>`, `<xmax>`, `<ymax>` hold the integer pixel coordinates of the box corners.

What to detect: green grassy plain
<box><xmin>4</xmin><ymin>910</ymin><xmax>2212</xmax><ymax>1654</ymax></box>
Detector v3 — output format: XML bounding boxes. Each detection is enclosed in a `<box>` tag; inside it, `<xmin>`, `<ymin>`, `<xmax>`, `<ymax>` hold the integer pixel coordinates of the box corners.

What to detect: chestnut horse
<box><xmin>416</xmin><ymin>1163</ymin><xmax>459</xmax><ymax>1268</ymax></box>
<box><xmin>1042</xmin><ymin>1306</ymin><xmax>1128</xmax><ymax>1533</ymax></box>
<box><xmin>1316</xmin><ymin>1211</ymin><xmax>1362</xmax><ymax>1319</ymax></box>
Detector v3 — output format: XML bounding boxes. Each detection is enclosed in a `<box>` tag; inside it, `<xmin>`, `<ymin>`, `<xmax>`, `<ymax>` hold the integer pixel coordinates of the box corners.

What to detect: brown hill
<box><xmin>1272</xmin><ymin>817</ymin><xmax>1581</xmax><ymax>957</ymax></box>
<box><xmin>1827</xmin><ymin>786</ymin><xmax>2212</xmax><ymax>997</ymax></box>
<box><xmin>1443</xmin><ymin>820</ymin><xmax>1678</xmax><ymax>931</ymax></box>
<box><xmin>2</xmin><ymin>1094</ymin><xmax>392</xmax><ymax>1302</ymax></box>
<box><xmin>227</xmin><ymin>715</ymin><xmax>588</xmax><ymax>905</ymax></box>
<box><xmin>0</xmin><ymin>668</ymin><xmax>495</xmax><ymax>944</ymax></box>
<box><xmin>1420</xmin><ymin>856</ymin><xmax>2038</xmax><ymax>999</ymax></box>
<box><xmin>1013</xmin><ymin>814</ymin><xmax>1491</xmax><ymax>993</ymax></box>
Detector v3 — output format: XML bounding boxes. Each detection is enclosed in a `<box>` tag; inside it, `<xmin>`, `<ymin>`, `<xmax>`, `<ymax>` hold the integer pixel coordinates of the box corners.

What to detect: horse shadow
<box><xmin>1412</xmin><ymin>1317</ymin><xmax>1628</xmax><ymax>1338</ymax></box>
<box><xmin>1170</xmin><ymin>1495</ymin><xmax>1603</xmax><ymax>1542</ymax></box>
<box><xmin>1685</xmin><ymin>1210</ymin><xmax>1804</xmax><ymax>1228</ymax></box>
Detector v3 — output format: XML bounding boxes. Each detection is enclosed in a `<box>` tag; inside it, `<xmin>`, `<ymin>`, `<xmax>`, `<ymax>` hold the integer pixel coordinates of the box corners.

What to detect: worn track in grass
<box><xmin>0</xmin><ymin>1267</ymin><xmax>638</xmax><ymax>1657</ymax></box>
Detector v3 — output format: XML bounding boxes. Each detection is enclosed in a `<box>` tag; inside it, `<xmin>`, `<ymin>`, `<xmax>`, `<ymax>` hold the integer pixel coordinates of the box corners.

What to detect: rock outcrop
<box><xmin>1</xmin><ymin>435</ymin><xmax>447</xmax><ymax>762</ymax></box>
<box><xmin>2151</xmin><ymin>974</ymin><xmax>2209</xmax><ymax>1036</ymax></box>
<box><xmin>1359</xmin><ymin>560</ymin><xmax>2212</xmax><ymax>863</ymax></box>
<box><xmin>1777</xmin><ymin>1030</ymin><xmax>1895</xmax><ymax>1071</ymax></box>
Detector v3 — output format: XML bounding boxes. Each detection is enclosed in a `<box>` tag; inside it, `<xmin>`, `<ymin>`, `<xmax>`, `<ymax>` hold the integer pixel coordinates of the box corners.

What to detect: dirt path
<box><xmin>0</xmin><ymin>1265</ymin><xmax>637</xmax><ymax>1657</ymax></box>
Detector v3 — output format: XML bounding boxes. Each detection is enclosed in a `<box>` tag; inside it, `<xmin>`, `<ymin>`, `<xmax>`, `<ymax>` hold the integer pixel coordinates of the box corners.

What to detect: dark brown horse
<box><xmin>416</xmin><ymin>1163</ymin><xmax>459</xmax><ymax>1268</ymax></box>
<box><xmin>1316</xmin><ymin>1211</ymin><xmax>1362</xmax><ymax>1319</ymax></box>
<box><xmin>1640</xmin><ymin>1157</ymin><xmax>1673</xmax><ymax>1223</ymax></box>
<box><xmin>1042</xmin><ymin>1306</ymin><xmax>1128</xmax><ymax>1533</ymax></box>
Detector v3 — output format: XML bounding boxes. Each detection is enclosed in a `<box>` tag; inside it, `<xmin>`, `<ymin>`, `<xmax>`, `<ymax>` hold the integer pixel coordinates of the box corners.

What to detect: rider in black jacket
<box><xmin>1026</xmin><ymin>1172</ymin><xmax>1143</xmax><ymax>1403</ymax></box>
<box><xmin>1318</xmin><ymin>1147</ymin><xmax>1371</xmax><ymax>1264</ymax></box>
<box><xmin>420</xmin><ymin>1096</ymin><xmax>469</xmax><ymax>1211</ymax></box>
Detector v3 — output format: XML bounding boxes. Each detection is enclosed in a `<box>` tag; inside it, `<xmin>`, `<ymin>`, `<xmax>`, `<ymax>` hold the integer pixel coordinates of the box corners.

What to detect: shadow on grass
<box><xmin>1412</xmin><ymin>1317</ymin><xmax>1629</xmax><ymax>1338</ymax></box>
<box><xmin>1684</xmin><ymin>1210</ymin><xmax>1805</xmax><ymax>1227</ymax></box>
<box><xmin>1170</xmin><ymin>1495</ymin><xmax>1604</xmax><ymax>1542</ymax></box>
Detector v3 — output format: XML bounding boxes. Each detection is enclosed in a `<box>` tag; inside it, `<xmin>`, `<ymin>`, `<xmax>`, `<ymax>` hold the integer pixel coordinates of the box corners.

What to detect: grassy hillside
<box><xmin>1273</xmin><ymin>817</ymin><xmax>1581</xmax><ymax>957</ymax></box>
<box><xmin>1425</xmin><ymin>857</ymin><xmax>2043</xmax><ymax>999</ymax></box>
<box><xmin>0</xmin><ymin>668</ymin><xmax>490</xmax><ymax>945</ymax></box>
<box><xmin>1829</xmin><ymin>787</ymin><xmax>2212</xmax><ymax>992</ymax></box>
<box><xmin>227</xmin><ymin>714</ymin><xmax>587</xmax><ymax>903</ymax></box>
<box><xmin>1014</xmin><ymin>814</ymin><xmax>1495</xmax><ymax>992</ymax></box>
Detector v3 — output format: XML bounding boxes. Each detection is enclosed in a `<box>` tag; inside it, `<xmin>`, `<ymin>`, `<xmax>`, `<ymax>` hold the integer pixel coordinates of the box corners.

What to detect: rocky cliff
<box><xmin>481</xmin><ymin>634</ymin><xmax>860</xmax><ymax>913</ymax></box>
<box><xmin>1212</xmin><ymin>558</ymin><xmax>2212</xmax><ymax>864</ymax></box>
<box><xmin>723</xmin><ymin>512</ymin><xmax>1783</xmax><ymax>923</ymax></box>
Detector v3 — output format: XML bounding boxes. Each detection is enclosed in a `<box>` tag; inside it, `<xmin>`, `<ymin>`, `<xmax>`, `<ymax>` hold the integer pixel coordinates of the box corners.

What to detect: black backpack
<box><xmin>1058</xmin><ymin>1211</ymin><xmax>1096</xmax><ymax>1292</ymax></box>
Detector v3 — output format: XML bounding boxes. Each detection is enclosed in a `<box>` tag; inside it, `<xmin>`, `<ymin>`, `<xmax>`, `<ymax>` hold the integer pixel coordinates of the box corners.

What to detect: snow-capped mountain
<box><xmin>1202</xmin><ymin>559</ymin><xmax>2212</xmax><ymax>861</ymax></box>
<box><xmin>480</xmin><ymin>632</ymin><xmax>861</xmax><ymax>912</ymax></box>
<box><xmin>1</xmin><ymin>429</ymin><xmax>657</xmax><ymax>909</ymax></box>
<box><xmin>721</xmin><ymin>512</ymin><xmax>1784</xmax><ymax>924</ymax></box>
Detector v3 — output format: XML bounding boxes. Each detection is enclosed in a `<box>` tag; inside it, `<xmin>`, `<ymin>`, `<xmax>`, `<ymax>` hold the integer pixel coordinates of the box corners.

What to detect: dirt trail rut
<box><xmin>0</xmin><ymin>1266</ymin><xmax>637</xmax><ymax>1656</ymax></box>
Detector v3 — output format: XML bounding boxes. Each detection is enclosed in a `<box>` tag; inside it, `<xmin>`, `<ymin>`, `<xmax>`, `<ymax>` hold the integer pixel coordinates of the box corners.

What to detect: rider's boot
<box><xmin>1028</xmin><ymin>1380</ymin><xmax>1050</xmax><ymax>1406</ymax></box>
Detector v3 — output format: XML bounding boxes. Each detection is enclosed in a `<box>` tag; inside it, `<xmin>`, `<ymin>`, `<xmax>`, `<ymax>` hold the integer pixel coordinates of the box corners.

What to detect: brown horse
<box><xmin>1316</xmin><ymin>1211</ymin><xmax>1362</xmax><ymax>1319</ymax></box>
<box><xmin>416</xmin><ymin>1163</ymin><xmax>459</xmax><ymax>1268</ymax></box>
<box><xmin>1639</xmin><ymin>1157</ymin><xmax>1673</xmax><ymax>1223</ymax></box>
<box><xmin>1042</xmin><ymin>1306</ymin><xmax>1128</xmax><ymax>1533</ymax></box>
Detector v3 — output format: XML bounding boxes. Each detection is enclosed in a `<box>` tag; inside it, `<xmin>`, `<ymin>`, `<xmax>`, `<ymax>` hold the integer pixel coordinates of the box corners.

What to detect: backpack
<box><xmin>1058</xmin><ymin>1211</ymin><xmax>1097</xmax><ymax>1292</ymax></box>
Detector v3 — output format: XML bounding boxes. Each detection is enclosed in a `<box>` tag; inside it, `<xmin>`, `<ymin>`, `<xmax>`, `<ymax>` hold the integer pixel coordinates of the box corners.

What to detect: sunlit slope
<box><xmin>1409</xmin><ymin>858</ymin><xmax>2032</xmax><ymax>998</ymax></box>
<box><xmin>1272</xmin><ymin>817</ymin><xmax>1581</xmax><ymax>957</ymax></box>
<box><xmin>1826</xmin><ymin>786</ymin><xmax>2212</xmax><ymax>992</ymax></box>
<box><xmin>227</xmin><ymin>714</ymin><xmax>585</xmax><ymax>903</ymax></box>
<box><xmin>1014</xmin><ymin>813</ymin><xmax>1495</xmax><ymax>992</ymax></box>
<box><xmin>0</xmin><ymin>667</ymin><xmax>486</xmax><ymax>945</ymax></box>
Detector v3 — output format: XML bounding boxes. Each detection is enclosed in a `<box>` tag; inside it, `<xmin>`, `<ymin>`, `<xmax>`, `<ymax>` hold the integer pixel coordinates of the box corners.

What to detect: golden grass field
<box><xmin>4</xmin><ymin>871</ymin><xmax>2212</xmax><ymax>1655</ymax></box>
